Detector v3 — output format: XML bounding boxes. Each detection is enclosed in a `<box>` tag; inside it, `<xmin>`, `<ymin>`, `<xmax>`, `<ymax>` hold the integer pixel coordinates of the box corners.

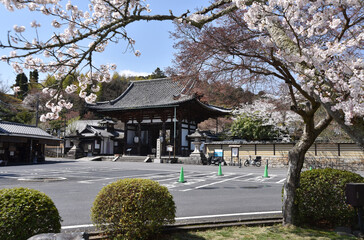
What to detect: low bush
<box><xmin>295</xmin><ymin>168</ymin><xmax>364</xmax><ymax>228</ymax></box>
<box><xmin>0</xmin><ymin>187</ymin><xmax>62</xmax><ymax>240</ymax></box>
<box><xmin>91</xmin><ymin>178</ymin><xmax>176</xmax><ymax>240</ymax></box>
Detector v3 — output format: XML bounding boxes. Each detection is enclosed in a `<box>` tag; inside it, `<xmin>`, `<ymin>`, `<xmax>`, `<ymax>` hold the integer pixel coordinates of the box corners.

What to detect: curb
<box><xmin>169</xmin><ymin>211</ymin><xmax>283</xmax><ymax>231</ymax></box>
<box><xmin>62</xmin><ymin>211</ymin><xmax>283</xmax><ymax>236</ymax></box>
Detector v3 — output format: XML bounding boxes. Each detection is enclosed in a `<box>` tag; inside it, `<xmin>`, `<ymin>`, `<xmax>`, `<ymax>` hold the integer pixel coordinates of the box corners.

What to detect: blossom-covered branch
<box><xmin>0</xmin><ymin>0</ymin><xmax>236</xmax><ymax>121</ymax></box>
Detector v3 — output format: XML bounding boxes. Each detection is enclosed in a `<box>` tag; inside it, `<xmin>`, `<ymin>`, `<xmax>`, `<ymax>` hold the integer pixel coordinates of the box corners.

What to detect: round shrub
<box><xmin>0</xmin><ymin>187</ymin><xmax>62</xmax><ymax>240</ymax></box>
<box><xmin>91</xmin><ymin>178</ymin><xmax>176</xmax><ymax>240</ymax></box>
<box><xmin>295</xmin><ymin>168</ymin><xmax>364</xmax><ymax>228</ymax></box>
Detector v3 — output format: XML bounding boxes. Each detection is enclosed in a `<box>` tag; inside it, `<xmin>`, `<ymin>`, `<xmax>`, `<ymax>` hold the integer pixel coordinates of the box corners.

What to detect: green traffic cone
<box><xmin>217</xmin><ymin>163</ymin><xmax>223</xmax><ymax>176</ymax></box>
<box><xmin>178</xmin><ymin>167</ymin><xmax>186</xmax><ymax>183</ymax></box>
<box><xmin>263</xmin><ymin>164</ymin><xmax>269</xmax><ymax>178</ymax></box>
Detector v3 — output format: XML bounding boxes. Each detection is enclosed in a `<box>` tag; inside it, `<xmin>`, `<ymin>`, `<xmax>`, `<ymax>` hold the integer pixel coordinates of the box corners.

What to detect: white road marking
<box><xmin>78</xmin><ymin>177</ymin><xmax>114</xmax><ymax>184</ymax></box>
<box><xmin>244</xmin><ymin>175</ymin><xmax>277</xmax><ymax>182</ymax></box>
<box><xmin>77</xmin><ymin>172</ymin><xmax>178</xmax><ymax>184</ymax></box>
<box><xmin>0</xmin><ymin>176</ymin><xmax>19</xmax><ymax>179</ymax></box>
<box><xmin>276</xmin><ymin>178</ymin><xmax>286</xmax><ymax>184</ymax></box>
<box><xmin>181</xmin><ymin>174</ymin><xmax>253</xmax><ymax>192</ymax></box>
<box><xmin>153</xmin><ymin>176</ymin><xmax>180</xmax><ymax>182</ymax></box>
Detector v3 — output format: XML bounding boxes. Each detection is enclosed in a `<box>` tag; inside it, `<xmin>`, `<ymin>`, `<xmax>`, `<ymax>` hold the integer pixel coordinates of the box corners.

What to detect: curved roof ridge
<box><xmin>195</xmin><ymin>99</ymin><xmax>232</xmax><ymax>113</ymax></box>
<box><xmin>91</xmin><ymin>81</ymin><xmax>135</xmax><ymax>106</ymax></box>
<box><xmin>109</xmin><ymin>81</ymin><xmax>134</xmax><ymax>105</ymax></box>
<box><xmin>130</xmin><ymin>77</ymin><xmax>170</xmax><ymax>83</ymax></box>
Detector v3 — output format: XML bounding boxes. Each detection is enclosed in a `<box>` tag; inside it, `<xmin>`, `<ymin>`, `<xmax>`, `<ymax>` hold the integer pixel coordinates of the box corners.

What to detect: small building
<box><xmin>88</xmin><ymin>78</ymin><xmax>231</xmax><ymax>157</ymax></box>
<box><xmin>0</xmin><ymin>121</ymin><xmax>60</xmax><ymax>165</ymax></box>
<box><xmin>64</xmin><ymin>118</ymin><xmax>124</xmax><ymax>158</ymax></box>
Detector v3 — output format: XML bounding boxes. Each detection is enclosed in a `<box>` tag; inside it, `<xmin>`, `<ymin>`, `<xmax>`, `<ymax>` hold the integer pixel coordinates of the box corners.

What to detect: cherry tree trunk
<box><xmin>282</xmin><ymin>133</ymin><xmax>315</xmax><ymax>225</ymax></box>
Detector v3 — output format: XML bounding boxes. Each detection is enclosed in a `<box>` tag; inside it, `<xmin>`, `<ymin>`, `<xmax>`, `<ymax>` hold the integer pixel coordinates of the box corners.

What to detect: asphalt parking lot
<box><xmin>0</xmin><ymin>159</ymin><xmax>288</xmax><ymax>229</ymax></box>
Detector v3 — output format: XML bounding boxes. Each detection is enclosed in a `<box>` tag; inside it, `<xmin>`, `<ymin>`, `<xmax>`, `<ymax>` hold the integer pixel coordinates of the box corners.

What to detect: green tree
<box><xmin>43</xmin><ymin>75</ymin><xmax>58</xmax><ymax>88</ymax></box>
<box><xmin>13</xmin><ymin>110</ymin><xmax>34</xmax><ymax>124</ymax></box>
<box><xmin>0</xmin><ymin>103</ymin><xmax>34</xmax><ymax>124</ymax></box>
<box><xmin>97</xmin><ymin>72</ymin><xmax>129</xmax><ymax>101</ymax></box>
<box><xmin>231</xmin><ymin>113</ymin><xmax>278</xmax><ymax>141</ymax></box>
<box><xmin>14</xmin><ymin>73</ymin><xmax>29</xmax><ymax>100</ymax></box>
<box><xmin>29</xmin><ymin>70</ymin><xmax>39</xmax><ymax>84</ymax></box>
<box><xmin>62</xmin><ymin>73</ymin><xmax>78</xmax><ymax>89</ymax></box>
<box><xmin>149</xmin><ymin>67</ymin><xmax>166</xmax><ymax>79</ymax></box>
<box><xmin>0</xmin><ymin>84</ymin><xmax>34</xmax><ymax>124</ymax></box>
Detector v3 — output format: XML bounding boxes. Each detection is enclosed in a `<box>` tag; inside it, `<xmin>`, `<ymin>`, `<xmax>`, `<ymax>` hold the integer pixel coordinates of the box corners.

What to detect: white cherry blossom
<box><xmin>13</xmin><ymin>25</ymin><xmax>25</xmax><ymax>32</ymax></box>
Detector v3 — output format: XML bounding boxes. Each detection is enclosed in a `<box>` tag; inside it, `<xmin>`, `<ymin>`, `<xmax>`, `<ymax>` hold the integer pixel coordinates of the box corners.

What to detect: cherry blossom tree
<box><xmin>232</xmin><ymin>97</ymin><xmax>303</xmax><ymax>141</ymax></box>
<box><xmin>230</xmin><ymin>0</ymin><xmax>363</xmax><ymax>224</ymax></box>
<box><xmin>170</xmin><ymin>0</ymin><xmax>363</xmax><ymax>224</ymax></box>
<box><xmin>170</xmin><ymin>6</ymin><xmax>364</xmax><ymax>224</ymax></box>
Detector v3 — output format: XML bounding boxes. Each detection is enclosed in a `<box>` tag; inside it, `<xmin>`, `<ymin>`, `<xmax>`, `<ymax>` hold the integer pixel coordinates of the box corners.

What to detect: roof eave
<box><xmin>0</xmin><ymin>133</ymin><xmax>61</xmax><ymax>141</ymax></box>
<box><xmin>89</xmin><ymin>103</ymin><xmax>183</xmax><ymax>112</ymax></box>
<box><xmin>195</xmin><ymin>99</ymin><xmax>232</xmax><ymax>115</ymax></box>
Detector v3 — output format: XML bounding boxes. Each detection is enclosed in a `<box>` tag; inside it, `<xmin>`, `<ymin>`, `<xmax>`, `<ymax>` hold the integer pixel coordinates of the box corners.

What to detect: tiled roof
<box><xmin>66</xmin><ymin>120</ymin><xmax>100</xmax><ymax>135</ymax></box>
<box><xmin>89</xmin><ymin>78</ymin><xmax>194</xmax><ymax>111</ymax></box>
<box><xmin>78</xmin><ymin>125</ymin><xmax>124</xmax><ymax>139</ymax></box>
<box><xmin>0</xmin><ymin>121</ymin><xmax>60</xmax><ymax>141</ymax></box>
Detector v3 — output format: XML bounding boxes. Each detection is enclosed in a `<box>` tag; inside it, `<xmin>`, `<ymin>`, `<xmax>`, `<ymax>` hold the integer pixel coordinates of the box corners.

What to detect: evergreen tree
<box><xmin>150</xmin><ymin>67</ymin><xmax>166</xmax><ymax>79</ymax></box>
<box><xmin>230</xmin><ymin>113</ymin><xmax>279</xmax><ymax>141</ymax></box>
<box><xmin>29</xmin><ymin>70</ymin><xmax>39</xmax><ymax>83</ymax></box>
<box><xmin>97</xmin><ymin>72</ymin><xmax>129</xmax><ymax>101</ymax></box>
<box><xmin>14</xmin><ymin>73</ymin><xmax>28</xmax><ymax>100</ymax></box>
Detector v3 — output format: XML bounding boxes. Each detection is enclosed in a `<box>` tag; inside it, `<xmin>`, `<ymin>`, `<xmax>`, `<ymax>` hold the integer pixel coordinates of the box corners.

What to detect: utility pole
<box><xmin>173</xmin><ymin>106</ymin><xmax>176</xmax><ymax>159</ymax></box>
<box><xmin>35</xmin><ymin>94</ymin><xmax>39</xmax><ymax>127</ymax></box>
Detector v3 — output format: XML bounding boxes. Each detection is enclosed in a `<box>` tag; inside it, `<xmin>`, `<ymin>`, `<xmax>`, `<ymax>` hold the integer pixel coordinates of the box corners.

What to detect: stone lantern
<box><xmin>66</xmin><ymin>131</ymin><xmax>84</xmax><ymax>159</ymax></box>
<box><xmin>187</xmin><ymin>129</ymin><xmax>206</xmax><ymax>164</ymax></box>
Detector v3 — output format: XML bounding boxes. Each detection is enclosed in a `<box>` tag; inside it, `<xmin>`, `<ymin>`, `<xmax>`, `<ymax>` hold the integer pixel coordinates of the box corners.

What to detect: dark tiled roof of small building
<box><xmin>89</xmin><ymin>78</ymin><xmax>195</xmax><ymax>111</ymax></box>
<box><xmin>0</xmin><ymin>121</ymin><xmax>60</xmax><ymax>141</ymax></box>
<box><xmin>81</xmin><ymin>125</ymin><xmax>124</xmax><ymax>139</ymax></box>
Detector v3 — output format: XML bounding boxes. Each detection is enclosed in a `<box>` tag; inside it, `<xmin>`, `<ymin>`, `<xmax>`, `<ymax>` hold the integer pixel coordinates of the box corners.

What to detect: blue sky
<box><xmin>0</xmin><ymin>1</ymin><xmax>210</xmax><ymax>90</ymax></box>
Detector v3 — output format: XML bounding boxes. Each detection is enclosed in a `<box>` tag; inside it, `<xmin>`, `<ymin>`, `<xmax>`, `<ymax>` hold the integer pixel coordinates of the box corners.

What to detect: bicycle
<box><xmin>244</xmin><ymin>156</ymin><xmax>262</xmax><ymax>167</ymax></box>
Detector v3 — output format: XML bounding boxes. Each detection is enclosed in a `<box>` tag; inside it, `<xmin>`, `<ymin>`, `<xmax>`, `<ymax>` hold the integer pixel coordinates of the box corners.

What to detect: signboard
<box><xmin>166</xmin><ymin>145</ymin><xmax>173</xmax><ymax>152</ymax></box>
<box><xmin>232</xmin><ymin>147</ymin><xmax>239</xmax><ymax>157</ymax></box>
<box><xmin>156</xmin><ymin>139</ymin><xmax>161</xmax><ymax>159</ymax></box>
<box><xmin>214</xmin><ymin>149</ymin><xmax>223</xmax><ymax>157</ymax></box>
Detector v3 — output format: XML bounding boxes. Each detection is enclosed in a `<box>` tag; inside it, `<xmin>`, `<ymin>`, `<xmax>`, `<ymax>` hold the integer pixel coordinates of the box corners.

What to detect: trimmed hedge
<box><xmin>0</xmin><ymin>187</ymin><xmax>62</xmax><ymax>240</ymax></box>
<box><xmin>91</xmin><ymin>178</ymin><xmax>176</xmax><ymax>240</ymax></box>
<box><xmin>295</xmin><ymin>168</ymin><xmax>364</xmax><ymax>228</ymax></box>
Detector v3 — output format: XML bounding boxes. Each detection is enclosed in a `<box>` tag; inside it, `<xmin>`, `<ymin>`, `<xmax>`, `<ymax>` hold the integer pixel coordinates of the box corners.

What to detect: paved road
<box><xmin>0</xmin><ymin>159</ymin><xmax>288</xmax><ymax>228</ymax></box>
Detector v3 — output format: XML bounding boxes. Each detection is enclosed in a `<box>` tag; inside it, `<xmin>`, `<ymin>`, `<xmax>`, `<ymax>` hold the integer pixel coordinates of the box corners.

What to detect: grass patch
<box><xmin>159</xmin><ymin>225</ymin><xmax>357</xmax><ymax>240</ymax></box>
